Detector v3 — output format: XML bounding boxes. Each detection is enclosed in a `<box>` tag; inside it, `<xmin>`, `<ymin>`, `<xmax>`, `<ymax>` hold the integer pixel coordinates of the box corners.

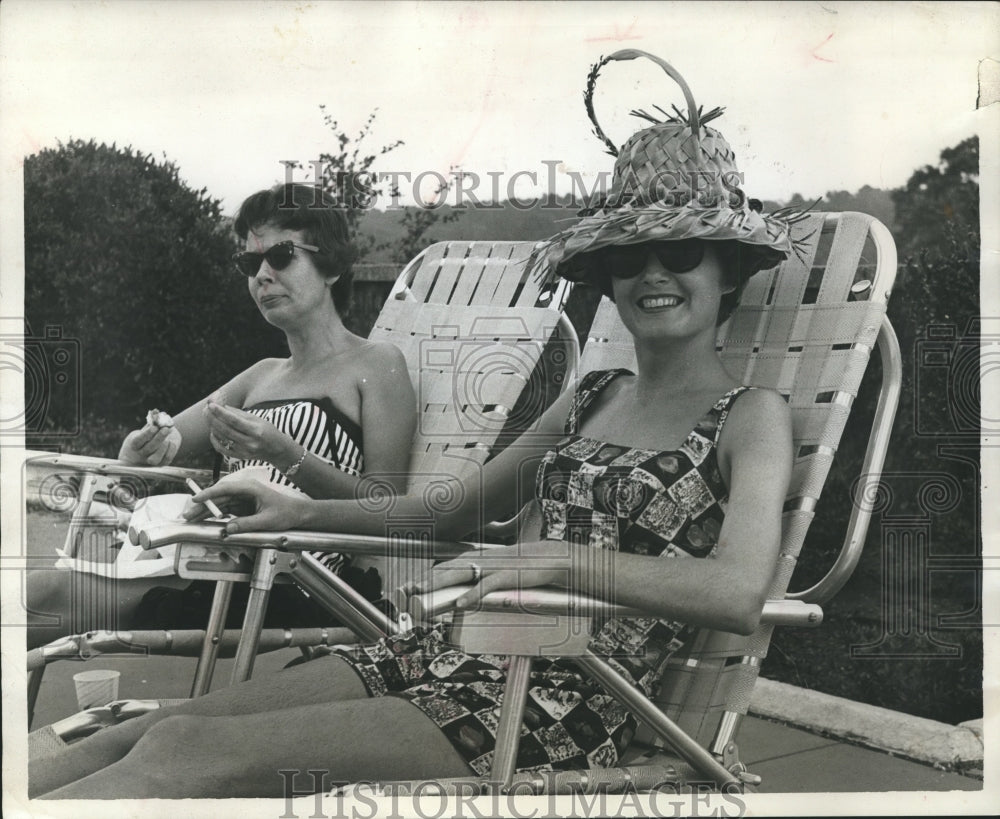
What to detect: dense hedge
<box><xmin>24</xmin><ymin>140</ymin><xmax>286</xmax><ymax>453</ymax></box>
<box><xmin>764</xmin><ymin>138</ymin><xmax>982</xmax><ymax>723</ymax></box>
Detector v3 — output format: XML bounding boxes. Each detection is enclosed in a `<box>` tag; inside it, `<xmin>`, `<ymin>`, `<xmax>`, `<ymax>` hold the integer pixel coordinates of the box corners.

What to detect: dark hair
<box><xmin>712</xmin><ymin>241</ymin><xmax>783</xmax><ymax>324</ymax></box>
<box><xmin>578</xmin><ymin>239</ymin><xmax>782</xmax><ymax>325</ymax></box>
<box><xmin>234</xmin><ymin>183</ymin><xmax>356</xmax><ymax>312</ymax></box>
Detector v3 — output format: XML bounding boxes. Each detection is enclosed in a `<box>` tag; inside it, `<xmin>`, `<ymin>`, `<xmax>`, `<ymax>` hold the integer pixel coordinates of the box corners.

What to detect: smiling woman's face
<box><xmin>610</xmin><ymin>242</ymin><xmax>734</xmax><ymax>343</ymax></box>
<box><xmin>243</xmin><ymin>223</ymin><xmax>334</xmax><ymax>328</ymax></box>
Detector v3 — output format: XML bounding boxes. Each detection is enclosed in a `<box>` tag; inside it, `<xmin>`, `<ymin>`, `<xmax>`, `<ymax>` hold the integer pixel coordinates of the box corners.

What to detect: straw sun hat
<box><xmin>529</xmin><ymin>50</ymin><xmax>811</xmax><ymax>287</ymax></box>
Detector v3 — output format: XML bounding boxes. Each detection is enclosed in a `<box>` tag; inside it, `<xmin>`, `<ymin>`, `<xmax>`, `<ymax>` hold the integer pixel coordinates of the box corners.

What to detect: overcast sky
<box><xmin>2</xmin><ymin>0</ymin><xmax>996</xmax><ymax>213</ymax></box>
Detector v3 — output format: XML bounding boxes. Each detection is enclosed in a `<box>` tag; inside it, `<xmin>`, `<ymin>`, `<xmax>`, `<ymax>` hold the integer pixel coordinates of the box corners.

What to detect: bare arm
<box><xmin>425</xmin><ymin>388</ymin><xmax>794</xmax><ymax>635</ymax></box>
<box><xmin>601</xmin><ymin>387</ymin><xmax>790</xmax><ymax>631</ymax></box>
<box><xmin>192</xmin><ymin>385</ymin><xmax>578</xmax><ymax>540</ymax></box>
<box><xmin>117</xmin><ymin>361</ymin><xmax>266</xmax><ymax>466</ymax></box>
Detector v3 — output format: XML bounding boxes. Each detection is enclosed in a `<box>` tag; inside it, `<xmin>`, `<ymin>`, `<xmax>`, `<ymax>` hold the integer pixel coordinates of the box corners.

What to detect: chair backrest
<box><xmin>388</xmin><ymin>240</ymin><xmax>569</xmax><ymax>309</ymax></box>
<box><xmin>371</xmin><ymin>241</ymin><xmax>576</xmax><ymax>486</ymax></box>
<box><xmin>359</xmin><ymin>241</ymin><xmax>576</xmax><ymax>591</ymax></box>
<box><xmin>369</xmin><ymin>300</ymin><xmax>568</xmax><ymax>486</ymax></box>
<box><xmin>579</xmin><ymin>212</ymin><xmax>899</xmax><ymax>748</ymax></box>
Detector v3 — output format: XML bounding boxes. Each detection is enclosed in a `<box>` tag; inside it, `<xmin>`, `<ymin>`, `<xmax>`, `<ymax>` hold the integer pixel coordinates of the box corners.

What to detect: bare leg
<box><xmin>42</xmin><ymin>695</ymin><xmax>471</xmax><ymax>798</ymax></box>
<box><xmin>26</xmin><ymin>568</ymin><xmax>188</xmax><ymax>650</ymax></box>
<box><xmin>30</xmin><ymin>654</ymin><xmax>368</xmax><ymax>797</ymax></box>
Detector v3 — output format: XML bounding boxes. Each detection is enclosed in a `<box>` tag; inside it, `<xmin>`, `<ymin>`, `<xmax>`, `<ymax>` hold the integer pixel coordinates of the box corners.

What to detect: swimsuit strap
<box><xmin>564</xmin><ymin>369</ymin><xmax>634</xmax><ymax>434</ymax></box>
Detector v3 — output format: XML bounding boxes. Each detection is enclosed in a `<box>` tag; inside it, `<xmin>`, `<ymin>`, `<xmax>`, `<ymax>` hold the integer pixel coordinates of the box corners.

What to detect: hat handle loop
<box><xmin>585</xmin><ymin>49</ymin><xmax>700</xmax><ymax>157</ymax></box>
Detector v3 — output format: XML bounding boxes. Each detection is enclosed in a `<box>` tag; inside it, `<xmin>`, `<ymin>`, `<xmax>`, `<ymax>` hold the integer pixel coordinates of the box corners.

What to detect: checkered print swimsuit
<box><xmin>333</xmin><ymin>370</ymin><xmax>751</xmax><ymax>775</ymax></box>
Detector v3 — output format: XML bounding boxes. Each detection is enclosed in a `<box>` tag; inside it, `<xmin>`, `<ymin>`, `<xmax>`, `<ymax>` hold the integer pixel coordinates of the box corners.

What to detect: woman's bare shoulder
<box><xmin>249</xmin><ymin>357</ymin><xmax>287</xmax><ymax>373</ymax></box>
<box><xmin>722</xmin><ymin>387</ymin><xmax>792</xmax><ymax>449</ymax></box>
<box><xmin>350</xmin><ymin>340</ymin><xmax>411</xmax><ymax>389</ymax></box>
<box><xmin>222</xmin><ymin>357</ymin><xmax>286</xmax><ymax>398</ymax></box>
<box><xmin>348</xmin><ymin>339</ymin><xmax>407</xmax><ymax>374</ymax></box>
<box><xmin>734</xmin><ymin>385</ymin><xmax>788</xmax><ymax>413</ymax></box>
<box><xmin>355</xmin><ymin>339</ymin><xmax>407</xmax><ymax>366</ymax></box>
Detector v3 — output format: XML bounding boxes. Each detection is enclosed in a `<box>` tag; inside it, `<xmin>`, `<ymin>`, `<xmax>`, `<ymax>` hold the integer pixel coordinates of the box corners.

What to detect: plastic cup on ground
<box><xmin>73</xmin><ymin>669</ymin><xmax>120</xmax><ymax>710</ymax></box>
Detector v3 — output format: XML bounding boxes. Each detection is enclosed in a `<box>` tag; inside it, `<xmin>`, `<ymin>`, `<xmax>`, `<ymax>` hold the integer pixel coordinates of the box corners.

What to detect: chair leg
<box><xmin>490</xmin><ymin>654</ymin><xmax>533</xmax><ymax>788</ymax></box>
<box><xmin>27</xmin><ymin>665</ymin><xmax>45</xmax><ymax>729</ymax></box>
<box><xmin>64</xmin><ymin>474</ymin><xmax>100</xmax><ymax>559</ymax></box>
<box><xmin>229</xmin><ymin>548</ymin><xmax>280</xmax><ymax>684</ymax></box>
<box><xmin>575</xmin><ymin>651</ymin><xmax>742</xmax><ymax>789</ymax></box>
<box><xmin>291</xmin><ymin>553</ymin><xmax>398</xmax><ymax>641</ymax></box>
<box><xmin>190</xmin><ymin>580</ymin><xmax>234</xmax><ymax>697</ymax></box>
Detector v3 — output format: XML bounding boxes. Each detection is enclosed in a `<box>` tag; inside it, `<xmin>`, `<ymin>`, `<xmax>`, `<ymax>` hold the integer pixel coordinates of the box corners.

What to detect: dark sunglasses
<box><xmin>232</xmin><ymin>240</ymin><xmax>320</xmax><ymax>277</ymax></box>
<box><xmin>593</xmin><ymin>239</ymin><xmax>706</xmax><ymax>279</ymax></box>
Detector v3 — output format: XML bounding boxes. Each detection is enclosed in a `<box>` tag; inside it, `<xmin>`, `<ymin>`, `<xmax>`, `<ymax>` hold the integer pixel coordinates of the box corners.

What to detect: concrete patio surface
<box><xmin>24</xmin><ymin>648</ymin><xmax>984</xmax><ymax>796</ymax></box>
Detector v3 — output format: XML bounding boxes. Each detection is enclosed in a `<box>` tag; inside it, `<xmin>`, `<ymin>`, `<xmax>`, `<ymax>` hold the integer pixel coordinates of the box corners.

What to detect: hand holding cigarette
<box><xmin>184</xmin><ymin>478</ymin><xmax>228</xmax><ymax>520</ymax></box>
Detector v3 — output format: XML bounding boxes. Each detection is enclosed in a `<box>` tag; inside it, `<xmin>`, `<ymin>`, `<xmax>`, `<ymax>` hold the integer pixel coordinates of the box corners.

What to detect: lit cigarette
<box><xmin>185</xmin><ymin>478</ymin><xmax>224</xmax><ymax>519</ymax></box>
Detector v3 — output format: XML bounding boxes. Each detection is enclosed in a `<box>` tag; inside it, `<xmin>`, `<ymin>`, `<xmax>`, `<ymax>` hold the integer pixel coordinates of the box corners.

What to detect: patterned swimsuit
<box><xmin>122</xmin><ymin>397</ymin><xmax>372</xmax><ymax>627</ymax></box>
<box><xmin>332</xmin><ymin>369</ymin><xmax>753</xmax><ymax>774</ymax></box>
<box><xmin>228</xmin><ymin>397</ymin><xmax>364</xmax><ymax>575</ymax></box>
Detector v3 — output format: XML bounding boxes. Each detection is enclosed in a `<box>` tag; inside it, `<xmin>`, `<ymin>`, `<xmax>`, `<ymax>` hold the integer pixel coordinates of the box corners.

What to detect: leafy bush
<box><xmin>24</xmin><ymin>139</ymin><xmax>284</xmax><ymax>445</ymax></box>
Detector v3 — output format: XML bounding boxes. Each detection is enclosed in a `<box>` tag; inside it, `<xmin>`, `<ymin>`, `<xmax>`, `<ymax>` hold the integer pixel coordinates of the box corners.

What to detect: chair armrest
<box><xmin>397</xmin><ymin>586</ymin><xmax>823</xmax><ymax>629</ymax></box>
<box><xmin>760</xmin><ymin>598</ymin><xmax>823</xmax><ymax>626</ymax></box>
<box><xmin>27</xmin><ymin>627</ymin><xmax>356</xmax><ymax>672</ymax></box>
<box><xmin>133</xmin><ymin>519</ymin><xmax>481</xmax><ymax>560</ymax></box>
<box><xmin>25</xmin><ymin>450</ymin><xmax>214</xmax><ymax>485</ymax></box>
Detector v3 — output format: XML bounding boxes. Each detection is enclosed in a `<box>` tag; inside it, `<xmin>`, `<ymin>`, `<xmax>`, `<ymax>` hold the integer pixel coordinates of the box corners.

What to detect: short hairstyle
<box><xmin>234</xmin><ymin>183</ymin><xmax>356</xmax><ymax>312</ymax></box>
<box><xmin>712</xmin><ymin>241</ymin><xmax>782</xmax><ymax>324</ymax></box>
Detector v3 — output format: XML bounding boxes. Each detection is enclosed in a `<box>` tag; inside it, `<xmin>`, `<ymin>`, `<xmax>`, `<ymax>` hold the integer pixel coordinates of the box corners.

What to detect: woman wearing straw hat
<box><xmin>32</xmin><ymin>52</ymin><xmax>800</xmax><ymax>798</ymax></box>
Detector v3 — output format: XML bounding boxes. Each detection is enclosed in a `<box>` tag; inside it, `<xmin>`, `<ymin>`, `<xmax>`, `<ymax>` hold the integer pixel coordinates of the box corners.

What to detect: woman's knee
<box><xmin>26</xmin><ymin>570</ymin><xmax>72</xmax><ymax>647</ymax></box>
<box><xmin>113</xmin><ymin>714</ymin><xmax>245</xmax><ymax>797</ymax></box>
<box><xmin>131</xmin><ymin>714</ymin><xmax>203</xmax><ymax>758</ymax></box>
<box><xmin>26</xmin><ymin>568</ymin><xmax>67</xmax><ymax>610</ymax></box>
<box><xmin>137</xmin><ymin>713</ymin><xmax>197</xmax><ymax>738</ymax></box>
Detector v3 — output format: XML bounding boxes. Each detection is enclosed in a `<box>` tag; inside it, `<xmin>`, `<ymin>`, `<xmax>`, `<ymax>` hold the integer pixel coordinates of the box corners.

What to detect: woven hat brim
<box><xmin>529</xmin><ymin>200</ymin><xmax>796</xmax><ymax>283</ymax></box>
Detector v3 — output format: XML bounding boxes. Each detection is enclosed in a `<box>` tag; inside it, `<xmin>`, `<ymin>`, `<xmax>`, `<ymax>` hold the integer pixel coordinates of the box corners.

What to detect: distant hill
<box><xmin>357</xmin><ymin>187</ymin><xmax>896</xmax><ymax>263</ymax></box>
<box><xmin>787</xmin><ymin>185</ymin><xmax>896</xmax><ymax>229</ymax></box>
<box><xmin>357</xmin><ymin>198</ymin><xmax>580</xmax><ymax>262</ymax></box>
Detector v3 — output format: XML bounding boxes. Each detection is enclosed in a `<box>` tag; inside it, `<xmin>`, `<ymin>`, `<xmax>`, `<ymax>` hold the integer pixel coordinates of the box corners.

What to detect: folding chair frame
<box><xmin>28</xmin><ymin>213</ymin><xmax>900</xmax><ymax>793</ymax></box>
<box><xmin>26</xmin><ymin>240</ymin><xmax>577</xmax><ymax>722</ymax></box>
<box><xmin>127</xmin><ymin>212</ymin><xmax>899</xmax><ymax>791</ymax></box>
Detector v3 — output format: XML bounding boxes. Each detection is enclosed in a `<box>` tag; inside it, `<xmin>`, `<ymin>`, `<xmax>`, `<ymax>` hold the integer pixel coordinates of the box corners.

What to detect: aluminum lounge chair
<box><xmin>36</xmin><ymin>209</ymin><xmax>899</xmax><ymax>791</ymax></box>
<box><xmin>361</xmin><ymin>210</ymin><xmax>902</xmax><ymax>793</ymax></box>
<box><xmin>26</xmin><ymin>240</ymin><xmax>577</xmax><ymax>728</ymax></box>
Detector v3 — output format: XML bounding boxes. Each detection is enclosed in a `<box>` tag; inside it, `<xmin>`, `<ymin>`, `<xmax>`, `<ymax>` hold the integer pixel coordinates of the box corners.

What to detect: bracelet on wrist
<box><xmin>283</xmin><ymin>446</ymin><xmax>309</xmax><ymax>478</ymax></box>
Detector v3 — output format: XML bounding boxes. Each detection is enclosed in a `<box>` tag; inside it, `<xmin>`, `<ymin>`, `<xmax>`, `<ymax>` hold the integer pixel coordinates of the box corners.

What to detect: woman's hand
<box><xmin>186</xmin><ymin>474</ymin><xmax>308</xmax><ymax>533</ymax></box>
<box><xmin>118</xmin><ymin>423</ymin><xmax>182</xmax><ymax>466</ymax></box>
<box><xmin>408</xmin><ymin>541</ymin><xmax>581</xmax><ymax>609</ymax></box>
<box><xmin>204</xmin><ymin>401</ymin><xmax>298</xmax><ymax>467</ymax></box>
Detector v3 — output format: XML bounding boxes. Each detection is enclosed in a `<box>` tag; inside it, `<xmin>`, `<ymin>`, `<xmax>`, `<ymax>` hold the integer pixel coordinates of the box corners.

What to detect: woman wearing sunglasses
<box><xmin>26</xmin><ymin>183</ymin><xmax>416</xmax><ymax>648</ymax></box>
<box><xmin>32</xmin><ymin>53</ymin><xmax>801</xmax><ymax>798</ymax></box>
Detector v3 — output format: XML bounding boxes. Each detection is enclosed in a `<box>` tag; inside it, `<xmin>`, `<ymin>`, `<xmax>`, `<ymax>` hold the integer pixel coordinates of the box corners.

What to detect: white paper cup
<box><xmin>73</xmin><ymin>669</ymin><xmax>121</xmax><ymax>710</ymax></box>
